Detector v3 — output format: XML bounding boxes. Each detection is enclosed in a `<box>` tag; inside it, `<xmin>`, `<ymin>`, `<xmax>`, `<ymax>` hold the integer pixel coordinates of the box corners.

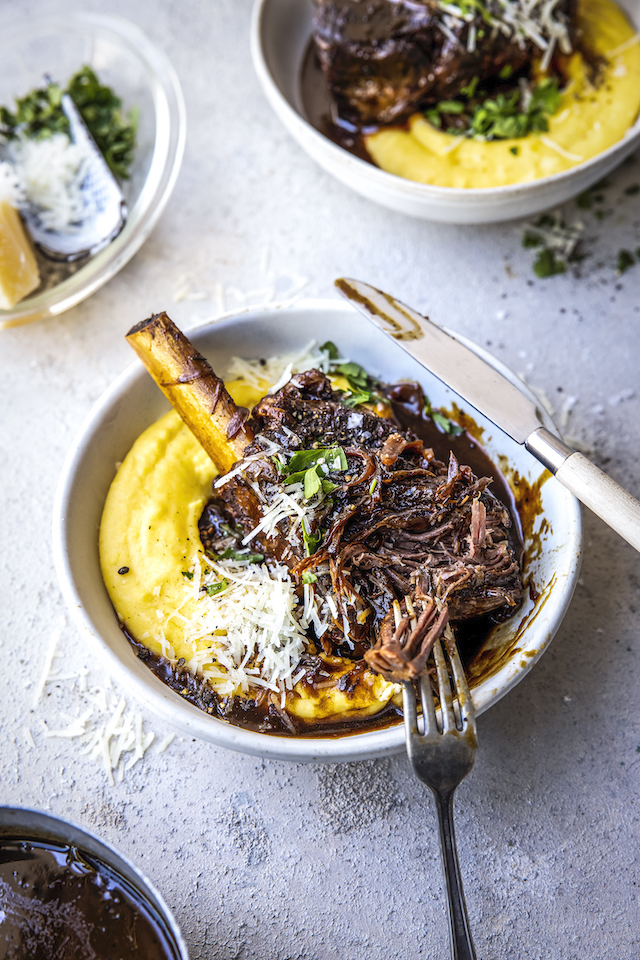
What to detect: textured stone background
<box><xmin>1</xmin><ymin>1</ymin><xmax>640</xmax><ymax>957</ymax></box>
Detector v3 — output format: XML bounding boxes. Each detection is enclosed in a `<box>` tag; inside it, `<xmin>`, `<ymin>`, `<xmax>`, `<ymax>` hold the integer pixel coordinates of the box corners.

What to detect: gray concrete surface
<box><xmin>1</xmin><ymin>1</ymin><xmax>639</xmax><ymax>957</ymax></box>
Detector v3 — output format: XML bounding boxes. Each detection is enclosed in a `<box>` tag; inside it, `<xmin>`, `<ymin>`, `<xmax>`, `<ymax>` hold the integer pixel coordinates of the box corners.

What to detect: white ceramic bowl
<box><xmin>53</xmin><ymin>299</ymin><xmax>582</xmax><ymax>762</ymax></box>
<box><xmin>251</xmin><ymin>0</ymin><xmax>640</xmax><ymax>224</ymax></box>
<box><xmin>0</xmin><ymin>11</ymin><xmax>186</xmax><ymax>328</ymax></box>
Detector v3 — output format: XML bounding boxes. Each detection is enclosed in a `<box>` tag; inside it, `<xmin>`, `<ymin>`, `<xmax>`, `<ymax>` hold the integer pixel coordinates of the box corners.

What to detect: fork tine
<box><xmin>402</xmin><ymin>680</ymin><xmax>418</xmax><ymax>734</ymax></box>
<box><xmin>433</xmin><ymin>637</ymin><xmax>457</xmax><ymax>733</ymax></box>
<box><xmin>445</xmin><ymin>625</ymin><xmax>476</xmax><ymax>733</ymax></box>
<box><xmin>418</xmin><ymin>672</ymin><xmax>437</xmax><ymax>735</ymax></box>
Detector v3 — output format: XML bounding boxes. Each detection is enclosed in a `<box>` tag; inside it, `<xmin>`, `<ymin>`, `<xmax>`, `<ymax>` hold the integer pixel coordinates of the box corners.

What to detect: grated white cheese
<box><xmin>437</xmin><ymin>0</ymin><xmax>572</xmax><ymax>57</ymax></box>
<box><xmin>225</xmin><ymin>340</ymin><xmax>332</xmax><ymax>392</ymax></box>
<box><xmin>0</xmin><ymin>160</ymin><xmax>25</xmax><ymax>207</ymax></box>
<box><xmin>7</xmin><ymin>132</ymin><xmax>100</xmax><ymax>234</ymax></box>
<box><xmin>521</xmin><ymin>211</ymin><xmax>584</xmax><ymax>259</ymax></box>
<box><xmin>180</xmin><ymin>557</ymin><xmax>311</xmax><ymax>697</ymax></box>
<box><xmin>539</xmin><ymin>135</ymin><xmax>583</xmax><ymax>161</ymax></box>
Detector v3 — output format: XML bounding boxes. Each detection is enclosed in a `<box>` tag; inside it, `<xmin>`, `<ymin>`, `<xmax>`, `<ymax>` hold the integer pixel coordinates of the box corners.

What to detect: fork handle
<box><xmin>432</xmin><ymin>788</ymin><xmax>476</xmax><ymax>960</ymax></box>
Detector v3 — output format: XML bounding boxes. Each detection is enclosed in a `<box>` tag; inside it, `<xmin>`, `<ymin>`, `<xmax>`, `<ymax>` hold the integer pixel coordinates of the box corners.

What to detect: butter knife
<box><xmin>336</xmin><ymin>277</ymin><xmax>640</xmax><ymax>553</ymax></box>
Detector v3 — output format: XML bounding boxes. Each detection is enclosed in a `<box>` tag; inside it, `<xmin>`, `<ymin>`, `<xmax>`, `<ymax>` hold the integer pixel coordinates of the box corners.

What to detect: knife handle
<box><xmin>555</xmin><ymin>453</ymin><xmax>640</xmax><ymax>552</ymax></box>
<box><xmin>527</xmin><ymin>428</ymin><xmax>640</xmax><ymax>553</ymax></box>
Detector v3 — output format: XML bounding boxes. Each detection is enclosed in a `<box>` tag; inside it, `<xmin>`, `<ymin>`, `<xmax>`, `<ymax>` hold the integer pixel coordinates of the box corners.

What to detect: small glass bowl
<box><xmin>0</xmin><ymin>11</ymin><xmax>186</xmax><ymax>328</ymax></box>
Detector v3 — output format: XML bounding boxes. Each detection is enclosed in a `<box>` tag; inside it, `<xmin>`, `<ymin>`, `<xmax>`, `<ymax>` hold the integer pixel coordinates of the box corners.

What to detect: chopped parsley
<box><xmin>302</xmin><ymin>571</ymin><xmax>318</xmax><ymax>584</ymax></box>
<box><xmin>302</xmin><ymin>520</ymin><xmax>322</xmax><ymax>557</ymax></box>
<box><xmin>320</xmin><ymin>342</ymin><xmax>382</xmax><ymax>407</ymax></box>
<box><xmin>616</xmin><ymin>249</ymin><xmax>636</xmax><ymax>274</ymax></box>
<box><xmin>425</xmin><ymin>78</ymin><xmax>561</xmax><ymax>142</ymax></box>
<box><xmin>424</xmin><ymin>396</ymin><xmax>463</xmax><ymax>436</ymax></box>
<box><xmin>206</xmin><ymin>579</ymin><xmax>229</xmax><ymax>597</ymax></box>
<box><xmin>182</xmin><ymin>570</ymin><xmax>194</xmax><ymax>580</ymax></box>
<box><xmin>533</xmin><ymin>248</ymin><xmax>567</xmax><ymax>278</ymax></box>
<box><xmin>522</xmin><ymin>213</ymin><xmax>583</xmax><ymax>279</ymax></box>
<box><xmin>216</xmin><ymin>546</ymin><xmax>264</xmax><ymax>563</ymax></box>
<box><xmin>281</xmin><ymin>446</ymin><xmax>348</xmax><ymax>500</ymax></box>
<box><xmin>0</xmin><ymin>65</ymin><xmax>137</xmax><ymax>179</ymax></box>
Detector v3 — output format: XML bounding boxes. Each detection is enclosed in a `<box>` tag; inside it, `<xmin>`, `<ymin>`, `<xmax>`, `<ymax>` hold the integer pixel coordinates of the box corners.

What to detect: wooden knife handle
<box><xmin>555</xmin><ymin>453</ymin><xmax>640</xmax><ymax>553</ymax></box>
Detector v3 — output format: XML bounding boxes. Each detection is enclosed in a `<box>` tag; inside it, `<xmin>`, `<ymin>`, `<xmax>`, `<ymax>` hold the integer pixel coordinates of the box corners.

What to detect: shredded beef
<box><xmin>201</xmin><ymin>370</ymin><xmax>523</xmax><ymax>682</ymax></box>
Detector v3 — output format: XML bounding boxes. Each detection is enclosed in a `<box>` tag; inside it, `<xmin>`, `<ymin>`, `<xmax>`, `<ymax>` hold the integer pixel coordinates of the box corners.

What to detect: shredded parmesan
<box><xmin>179</xmin><ymin>557</ymin><xmax>311</xmax><ymax>698</ymax></box>
<box><xmin>437</xmin><ymin>0</ymin><xmax>572</xmax><ymax>57</ymax></box>
<box><xmin>7</xmin><ymin>132</ymin><xmax>101</xmax><ymax>234</ymax></box>
<box><xmin>539</xmin><ymin>136</ymin><xmax>584</xmax><ymax>161</ymax></box>
<box><xmin>225</xmin><ymin>340</ymin><xmax>332</xmax><ymax>391</ymax></box>
<box><xmin>0</xmin><ymin>160</ymin><xmax>25</xmax><ymax>207</ymax></box>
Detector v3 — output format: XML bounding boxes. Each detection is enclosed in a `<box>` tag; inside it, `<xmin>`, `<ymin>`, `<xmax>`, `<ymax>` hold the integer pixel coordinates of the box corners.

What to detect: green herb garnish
<box><xmin>424</xmin><ymin>396</ymin><xmax>463</xmax><ymax>436</ymax></box>
<box><xmin>206</xmin><ymin>579</ymin><xmax>229</xmax><ymax>596</ymax></box>
<box><xmin>282</xmin><ymin>447</ymin><xmax>348</xmax><ymax>500</ymax></box>
<box><xmin>616</xmin><ymin>249</ymin><xmax>636</xmax><ymax>274</ymax></box>
<box><xmin>438</xmin><ymin>100</ymin><xmax>465</xmax><ymax>115</ymax></box>
<box><xmin>459</xmin><ymin>76</ymin><xmax>480</xmax><ymax>99</ymax></box>
<box><xmin>217</xmin><ymin>547</ymin><xmax>264</xmax><ymax>563</ymax></box>
<box><xmin>533</xmin><ymin>248</ymin><xmax>567</xmax><ymax>278</ymax></box>
<box><xmin>0</xmin><ymin>65</ymin><xmax>137</xmax><ymax>180</ymax></box>
<box><xmin>426</xmin><ymin>78</ymin><xmax>561</xmax><ymax>142</ymax></box>
<box><xmin>302</xmin><ymin>571</ymin><xmax>318</xmax><ymax>584</ymax></box>
<box><xmin>182</xmin><ymin>570</ymin><xmax>194</xmax><ymax>580</ymax></box>
<box><xmin>319</xmin><ymin>340</ymin><xmax>340</xmax><ymax>360</ymax></box>
<box><xmin>302</xmin><ymin>521</ymin><xmax>322</xmax><ymax>557</ymax></box>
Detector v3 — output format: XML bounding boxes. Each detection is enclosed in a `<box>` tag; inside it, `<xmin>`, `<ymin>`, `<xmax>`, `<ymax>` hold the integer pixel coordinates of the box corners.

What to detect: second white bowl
<box><xmin>251</xmin><ymin>0</ymin><xmax>640</xmax><ymax>223</ymax></box>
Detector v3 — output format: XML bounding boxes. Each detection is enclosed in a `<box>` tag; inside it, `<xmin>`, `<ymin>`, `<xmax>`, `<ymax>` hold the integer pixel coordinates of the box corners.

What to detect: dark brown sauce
<box><xmin>0</xmin><ymin>837</ymin><xmax>179</xmax><ymax>960</ymax></box>
<box><xmin>124</xmin><ymin>381</ymin><xmax>526</xmax><ymax>738</ymax></box>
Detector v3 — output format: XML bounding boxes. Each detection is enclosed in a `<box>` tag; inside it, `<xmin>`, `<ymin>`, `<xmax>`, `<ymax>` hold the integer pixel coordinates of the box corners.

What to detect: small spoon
<box><xmin>21</xmin><ymin>92</ymin><xmax>127</xmax><ymax>262</ymax></box>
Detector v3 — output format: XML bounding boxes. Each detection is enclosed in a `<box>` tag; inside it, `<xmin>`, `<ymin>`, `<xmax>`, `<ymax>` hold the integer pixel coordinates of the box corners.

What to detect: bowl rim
<box><xmin>0</xmin><ymin>10</ymin><xmax>186</xmax><ymax>329</ymax></box>
<box><xmin>0</xmin><ymin>804</ymin><xmax>189</xmax><ymax>960</ymax></box>
<box><xmin>53</xmin><ymin>298</ymin><xmax>582</xmax><ymax>762</ymax></box>
<box><xmin>250</xmin><ymin>0</ymin><xmax>640</xmax><ymax>201</ymax></box>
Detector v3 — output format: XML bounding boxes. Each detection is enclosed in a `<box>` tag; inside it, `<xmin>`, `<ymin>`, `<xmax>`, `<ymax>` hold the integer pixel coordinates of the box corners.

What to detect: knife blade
<box><xmin>336</xmin><ymin>277</ymin><xmax>640</xmax><ymax>554</ymax></box>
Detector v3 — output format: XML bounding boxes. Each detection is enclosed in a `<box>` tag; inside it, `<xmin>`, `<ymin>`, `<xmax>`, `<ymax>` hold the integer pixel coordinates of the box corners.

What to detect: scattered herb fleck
<box><xmin>533</xmin><ymin>248</ymin><xmax>567</xmax><ymax>278</ymax></box>
<box><xmin>182</xmin><ymin>570</ymin><xmax>194</xmax><ymax>580</ymax></box>
<box><xmin>302</xmin><ymin>571</ymin><xmax>318</xmax><ymax>585</ymax></box>
<box><xmin>616</xmin><ymin>249</ymin><xmax>636</xmax><ymax>274</ymax></box>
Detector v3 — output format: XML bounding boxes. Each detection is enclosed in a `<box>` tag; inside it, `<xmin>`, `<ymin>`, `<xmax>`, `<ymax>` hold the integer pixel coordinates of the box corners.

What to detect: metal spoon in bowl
<box><xmin>20</xmin><ymin>91</ymin><xmax>127</xmax><ymax>262</ymax></box>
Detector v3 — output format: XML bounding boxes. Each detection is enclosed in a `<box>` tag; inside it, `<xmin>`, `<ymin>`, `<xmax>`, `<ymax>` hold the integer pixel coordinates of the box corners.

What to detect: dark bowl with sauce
<box><xmin>0</xmin><ymin>806</ymin><xmax>188</xmax><ymax>960</ymax></box>
<box><xmin>54</xmin><ymin>299</ymin><xmax>582</xmax><ymax>762</ymax></box>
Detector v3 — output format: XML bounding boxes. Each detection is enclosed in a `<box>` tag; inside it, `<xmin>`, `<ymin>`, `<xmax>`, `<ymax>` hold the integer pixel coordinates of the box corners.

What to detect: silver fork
<box><xmin>403</xmin><ymin>627</ymin><xmax>478</xmax><ymax>960</ymax></box>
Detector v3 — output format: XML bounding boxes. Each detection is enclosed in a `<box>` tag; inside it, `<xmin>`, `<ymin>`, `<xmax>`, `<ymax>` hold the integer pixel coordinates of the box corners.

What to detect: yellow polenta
<box><xmin>365</xmin><ymin>0</ymin><xmax>640</xmax><ymax>188</ymax></box>
<box><xmin>99</xmin><ymin>380</ymin><xmax>399</xmax><ymax>725</ymax></box>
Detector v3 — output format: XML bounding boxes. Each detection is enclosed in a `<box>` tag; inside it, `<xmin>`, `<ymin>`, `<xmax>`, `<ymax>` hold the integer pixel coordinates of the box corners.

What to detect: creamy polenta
<box><xmin>99</xmin><ymin>377</ymin><xmax>400</xmax><ymax>731</ymax></box>
<box><xmin>365</xmin><ymin>0</ymin><xmax>640</xmax><ymax>188</ymax></box>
